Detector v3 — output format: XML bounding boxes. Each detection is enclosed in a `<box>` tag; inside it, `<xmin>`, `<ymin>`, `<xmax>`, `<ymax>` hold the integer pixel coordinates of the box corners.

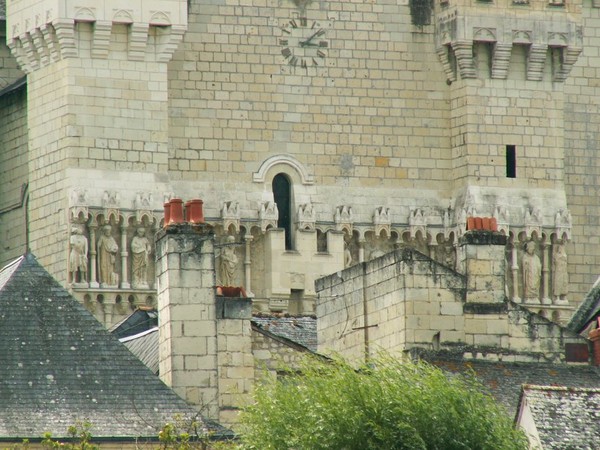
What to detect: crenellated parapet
<box><xmin>6</xmin><ymin>0</ymin><xmax>187</xmax><ymax>73</ymax></box>
<box><xmin>435</xmin><ymin>5</ymin><xmax>582</xmax><ymax>82</ymax></box>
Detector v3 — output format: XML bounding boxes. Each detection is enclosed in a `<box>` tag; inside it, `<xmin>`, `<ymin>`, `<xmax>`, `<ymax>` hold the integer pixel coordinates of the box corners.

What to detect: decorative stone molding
<box><xmin>373</xmin><ymin>207</ymin><xmax>391</xmax><ymax>236</ymax></box>
<box><xmin>334</xmin><ymin>205</ymin><xmax>354</xmax><ymax>234</ymax></box>
<box><xmin>435</xmin><ymin>12</ymin><xmax>582</xmax><ymax>83</ymax></box>
<box><xmin>252</xmin><ymin>154</ymin><xmax>314</xmax><ymax>185</ymax></box>
<box><xmin>493</xmin><ymin>205</ymin><xmax>510</xmax><ymax>235</ymax></box>
<box><xmin>102</xmin><ymin>191</ymin><xmax>120</xmax><ymax>208</ymax></box>
<box><xmin>452</xmin><ymin>40</ymin><xmax>477</xmax><ymax>79</ymax></box>
<box><xmin>91</xmin><ymin>21</ymin><xmax>112</xmax><ymax>59</ymax></box>
<box><xmin>259</xmin><ymin>201</ymin><xmax>279</xmax><ymax>231</ymax></box>
<box><xmin>297</xmin><ymin>203</ymin><xmax>316</xmax><ymax>231</ymax></box>
<box><xmin>409</xmin><ymin>208</ymin><xmax>427</xmax><ymax>239</ymax></box>
<box><xmin>527</xmin><ymin>44</ymin><xmax>547</xmax><ymax>81</ymax></box>
<box><xmin>524</xmin><ymin>207</ymin><xmax>543</xmax><ymax>238</ymax></box>
<box><xmin>134</xmin><ymin>192</ymin><xmax>152</xmax><ymax>210</ymax></box>
<box><xmin>222</xmin><ymin>201</ymin><xmax>241</xmax><ymax>233</ymax></box>
<box><xmin>555</xmin><ymin>209</ymin><xmax>572</xmax><ymax>240</ymax></box>
<box><xmin>553</xmin><ymin>46</ymin><xmax>583</xmax><ymax>82</ymax></box>
<box><xmin>491</xmin><ymin>43</ymin><xmax>512</xmax><ymax>80</ymax></box>
<box><xmin>435</xmin><ymin>45</ymin><xmax>456</xmax><ymax>83</ymax></box>
<box><xmin>6</xmin><ymin>0</ymin><xmax>188</xmax><ymax>72</ymax></box>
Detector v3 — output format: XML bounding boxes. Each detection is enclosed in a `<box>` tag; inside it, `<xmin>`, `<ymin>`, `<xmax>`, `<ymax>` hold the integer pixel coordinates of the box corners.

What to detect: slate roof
<box><xmin>567</xmin><ymin>276</ymin><xmax>600</xmax><ymax>333</ymax></box>
<box><xmin>0</xmin><ymin>254</ymin><xmax>231</xmax><ymax>441</ymax></box>
<box><xmin>418</xmin><ymin>350</ymin><xmax>600</xmax><ymax>414</ymax></box>
<box><xmin>110</xmin><ymin>307</ymin><xmax>158</xmax><ymax>339</ymax></box>
<box><xmin>251</xmin><ymin>314</ymin><xmax>317</xmax><ymax>351</ymax></box>
<box><xmin>119</xmin><ymin>328</ymin><xmax>159</xmax><ymax>375</ymax></box>
<box><xmin>517</xmin><ymin>385</ymin><xmax>600</xmax><ymax>449</ymax></box>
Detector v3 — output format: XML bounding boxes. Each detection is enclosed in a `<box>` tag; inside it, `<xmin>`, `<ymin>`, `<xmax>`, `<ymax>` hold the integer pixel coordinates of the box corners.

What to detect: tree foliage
<box><xmin>238</xmin><ymin>354</ymin><xmax>529</xmax><ymax>450</ymax></box>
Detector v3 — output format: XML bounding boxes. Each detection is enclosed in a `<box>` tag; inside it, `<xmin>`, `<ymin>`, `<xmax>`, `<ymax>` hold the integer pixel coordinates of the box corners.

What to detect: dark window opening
<box><xmin>317</xmin><ymin>229</ymin><xmax>328</xmax><ymax>253</ymax></box>
<box><xmin>273</xmin><ymin>173</ymin><xmax>292</xmax><ymax>250</ymax></box>
<box><xmin>506</xmin><ymin>145</ymin><xmax>516</xmax><ymax>178</ymax></box>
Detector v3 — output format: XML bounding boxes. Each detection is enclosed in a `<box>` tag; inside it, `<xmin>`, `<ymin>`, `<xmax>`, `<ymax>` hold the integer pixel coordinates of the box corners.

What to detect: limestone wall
<box><xmin>316</xmin><ymin>249</ymin><xmax>466</xmax><ymax>361</ymax></box>
<box><xmin>316</xmin><ymin>244</ymin><xmax>587</xmax><ymax>364</ymax></box>
<box><xmin>563</xmin><ymin>5</ymin><xmax>600</xmax><ymax>303</ymax></box>
<box><xmin>252</xmin><ymin>327</ymin><xmax>313</xmax><ymax>379</ymax></box>
<box><xmin>0</xmin><ymin>84</ymin><xmax>28</xmax><ymax>265</ymax></box>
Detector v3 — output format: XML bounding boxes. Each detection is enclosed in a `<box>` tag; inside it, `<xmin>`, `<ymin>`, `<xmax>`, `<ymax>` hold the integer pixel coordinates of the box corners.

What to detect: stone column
<box><xmin>243</xmin><ymin>233</ymin><xmax>254</xmax><ymax>297</ymax></box>
<box><xmin>120</xmin><ymin>223</ymin><xmax>130</xmax><ymax>289</ymax></box>
<box><xmin>88</xmin><ymin>223</ymin><xmax>99</xmax><ymax>289</ymax></box>
<box><xmin>541</xmin><ymin>241</ymin><xmax>551</xmax><ymax>305</ymax></box>
<box><xmin>511</xmin><ymin>243</ymin><xmax>520</xmax><ymax>303</ymax></box>
<box><xmin>358</xmin><ymin>238</ymin><xmax>365</xmax><ymax>263</ymax></box>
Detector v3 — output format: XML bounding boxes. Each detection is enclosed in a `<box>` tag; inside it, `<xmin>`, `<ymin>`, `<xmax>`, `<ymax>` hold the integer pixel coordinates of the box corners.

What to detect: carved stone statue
<box><xmin>552</xmin><ymin>241</ymin><xmax>569</xmax><ymax>304</ymax></box>
<box><xmin>97</xmin><ymin>225</ymin><xmax>119</xmax><ymax>287</ymax></box>
<box><xmin>344</xmin><ymin>242</ymin><xmax>353</xmax><ymax>268</ymax></box>
<box><xmin>131</xmin><ymin>227</ymin><xmax>152</xmax><ymax>289</ymax></box>
<box><xmin>219</xmin><ymin>235</ymin><xmax>238</xmax><ymax>286</ymax></box>
<box><xmin>522</xmin><ymin>240</ymin><xmax>541</xmax><ymax>303</ymax></box>
<box><xmin>69</xmin><ymin>226</ymin><xmax>88</xmax><ymax>284</ymax></box>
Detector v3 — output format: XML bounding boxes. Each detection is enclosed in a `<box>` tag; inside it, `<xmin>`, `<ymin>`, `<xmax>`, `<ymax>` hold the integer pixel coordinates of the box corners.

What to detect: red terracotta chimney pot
<box><xmin>169</xmin><ymin>198</ymin><xmax>184</xmax><ymax>225</ymax></box>
<box><xmin>185</xmin><ymin>198</ymin><xmax>205</xmax><ymax>224</ymax></box>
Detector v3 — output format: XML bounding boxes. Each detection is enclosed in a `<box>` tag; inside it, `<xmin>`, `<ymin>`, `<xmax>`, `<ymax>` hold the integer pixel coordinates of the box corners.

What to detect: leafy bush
<box><xmin>239</xmin><ymin>354</ymin><xmax>528</xmax><ymax>450</ymax></box>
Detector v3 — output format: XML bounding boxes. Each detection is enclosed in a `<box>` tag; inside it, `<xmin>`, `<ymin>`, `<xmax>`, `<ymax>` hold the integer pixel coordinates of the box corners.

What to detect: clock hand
<box><xmin>300</xmin><ymin>28</ymin><xmax>324</xmax><ymax>47</ymax></box>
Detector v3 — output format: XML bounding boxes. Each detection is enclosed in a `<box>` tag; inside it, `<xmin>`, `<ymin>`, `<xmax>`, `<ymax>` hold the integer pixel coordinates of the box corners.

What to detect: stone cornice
<box><xmin>435</xmin><ymin>8</ymin><xmax>583</xmax><ymax>82</ymax></box>
<box><xmin>6</xmin><ymin>1</ymin><xmax>187</xmax><ymax>73</ymax></box>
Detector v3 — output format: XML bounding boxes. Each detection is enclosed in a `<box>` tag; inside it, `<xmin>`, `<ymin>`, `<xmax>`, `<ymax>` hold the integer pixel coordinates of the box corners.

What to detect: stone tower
<box><xmin>5</xmin><ymin>1</ymin><xmax>186</xmax><ymax>284</ymax></box>
<box><xmin>435</xmin><ymin>0</ymin><xmax>581</xmax><ymax>312</ymax></box>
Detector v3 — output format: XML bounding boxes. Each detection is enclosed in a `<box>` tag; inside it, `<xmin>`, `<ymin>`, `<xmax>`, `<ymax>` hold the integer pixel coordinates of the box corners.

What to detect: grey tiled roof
<box><xmin>567</xmin><ymin>277</ymin><xmax>600</xmax><ymax>333</ymax></box>
<box><xmin>0</xmin><ymin>254</ymin><xmax>230</xmax><ymax>441</ymax></box>
<box><xmin>518</xmin><ymin>385</ymin><xmax>600</xmax><ymax>449</ymax></box>
<box><xmin>120</xmin><ymin>328</ymin><xmax>159</xmax><ymax>375</ymax></box>
<box><xmin>419</xmin><ymin>350</ymin><xmax>600</xmax><ymax>414</ymax></box>
<box><xmin>110</xmin><ymin>307</ymin><xmax>158</xmax><ymax>339</ymax></box>
<box><xmin>252</xmin><ymin>314</ymin><xmax>317</xmax><ymax>351</ymax></box>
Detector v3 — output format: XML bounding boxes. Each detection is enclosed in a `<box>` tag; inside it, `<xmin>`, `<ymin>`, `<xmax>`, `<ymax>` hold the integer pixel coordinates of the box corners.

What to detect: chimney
<box><xmin>458</xmin><ymin>218</ymin><xmax>506</xmax><ymax>304</ymax></box>
<box><xmin>156</xmin><ymin>200</ymin><xmax>252</xmax><ymax>427</ymax></box>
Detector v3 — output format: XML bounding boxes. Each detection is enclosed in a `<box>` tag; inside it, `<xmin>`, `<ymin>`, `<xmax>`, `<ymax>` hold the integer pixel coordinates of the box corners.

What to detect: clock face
<box><xmin>280</xmin><ymin>17</ymin><xmax>328</xmax><ymax>68</ymax></box>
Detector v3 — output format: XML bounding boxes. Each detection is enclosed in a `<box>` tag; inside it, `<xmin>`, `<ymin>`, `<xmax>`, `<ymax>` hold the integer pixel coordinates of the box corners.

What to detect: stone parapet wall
<box><xmin>317</xmin><ymin>242</ymin><xmax>586</xmax><ymax>364</ymax></box>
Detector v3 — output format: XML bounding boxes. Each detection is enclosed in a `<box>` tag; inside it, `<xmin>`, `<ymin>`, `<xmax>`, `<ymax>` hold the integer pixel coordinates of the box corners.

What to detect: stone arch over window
<box><xmin>253</xmin><ymin>154</ymin><xmax>314</xmax><ymax>185</ymax></box>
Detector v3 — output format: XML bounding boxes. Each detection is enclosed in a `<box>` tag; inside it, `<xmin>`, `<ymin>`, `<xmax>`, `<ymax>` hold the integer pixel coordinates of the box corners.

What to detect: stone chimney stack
<box><xmin>458</xmin><ymin>218</ymin><xmax>506</xmax><ymax>304</ymax></box>
<box><xmin>156</xmin><ymin>199</ymin><xmax>252</xmax><ymax>427</ymax></box>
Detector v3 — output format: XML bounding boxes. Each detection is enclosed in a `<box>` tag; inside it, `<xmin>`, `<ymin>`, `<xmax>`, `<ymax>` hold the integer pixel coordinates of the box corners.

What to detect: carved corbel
<box><xmin>134</xmin><ymin>192</ymin><xmax>153</xmax><ymax>224</ymax></box>
<box><xmin>555</xmin><ymin>209</ymin><xmax>572</xmax><ymax>240</ymax></box>
<box><xmin>296</xmin><ymin>203</ymin><xmax>316</xmax><ymax>231</ymax></box>
<box><xmin>409</xmin><ymin>208</ymin><xmax>427</xmax><ymax>239</ymax></box>
<box><xmin>259</xmin><ymin>201</ymin><xmax>278</xmax><ymax>232</ymax></box>
<box><xmin>493</xmin><ymin>205</ymin><xmax>510</xmax><ymax>235</ymax></box>
<box><xmin>334</xmin><ymin>205</ymin><xmax>354</xmax><ymax>234</ymax></box>
<box><xmin>222</xmin><ymin>201</ymin><xmax>241</xmax><ymax>233</ymax></box>
<box><xmin>102</xmin><ymin>190</ymin><xmax>120</xmax><ymax>225</ymax></box>
<box><xmin>524</xmin><ymin>207</ymin><xmax>543</xmax><ymax>238</ymax></box>
<box><xmin>69</xmin><ymin>188</ymin><xmax>89</xmax><ymax>222</ymax></box>
<box><xmin>373</xmin><ymin>206</ymin><xmax>391</xmax><ymax>237</ymax></box>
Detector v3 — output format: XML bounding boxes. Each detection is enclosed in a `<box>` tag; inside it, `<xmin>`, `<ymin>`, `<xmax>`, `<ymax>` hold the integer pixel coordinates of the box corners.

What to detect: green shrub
<box><xmin>239</xmin><ymin>354</ymin><xmax>528</xmax><ymax>450</ymax></box>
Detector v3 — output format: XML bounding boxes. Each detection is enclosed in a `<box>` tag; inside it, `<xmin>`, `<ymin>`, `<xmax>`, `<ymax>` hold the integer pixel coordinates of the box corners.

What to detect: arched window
<box><xmin>273</xmin><ymin>173</ymin><xmax>292</xmax><ymax>250</ymax></box>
